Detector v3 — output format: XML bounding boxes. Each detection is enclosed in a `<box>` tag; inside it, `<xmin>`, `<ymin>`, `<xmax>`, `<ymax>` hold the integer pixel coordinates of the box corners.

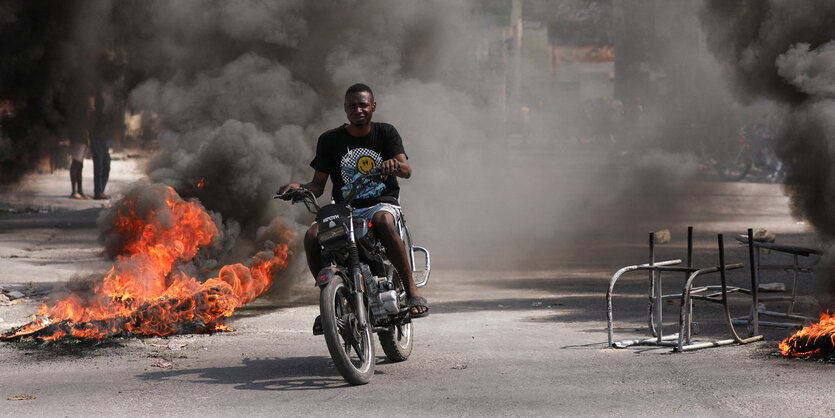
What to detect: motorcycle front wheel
<box><xmin>320</xmin><ymin>276</ymin><xmax>375</xmax><ymax>385</ymax></box>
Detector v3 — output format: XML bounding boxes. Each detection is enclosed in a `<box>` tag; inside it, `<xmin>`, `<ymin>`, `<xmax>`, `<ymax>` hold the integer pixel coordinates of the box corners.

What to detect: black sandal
<box><xmin>408</xmin><ymin>296</ymin><xmax>430</xmax><ymax>318</ymax></box>
<box><xmin>312</xmin><ymin>315</ymin><xmax>323</xmax><ymax>335</ymax></box>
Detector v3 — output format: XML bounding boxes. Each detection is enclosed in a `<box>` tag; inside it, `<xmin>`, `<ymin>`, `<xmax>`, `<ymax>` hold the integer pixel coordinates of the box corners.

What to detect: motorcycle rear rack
<box><xmin>411</xmin><ymin>246</ymin><xmax>431</xmax><ymax>288</ymax></box>
<box><xmin>399</xmin><ymin>217</ymin><xmax>431</xmax><ymax>288</ymax></box>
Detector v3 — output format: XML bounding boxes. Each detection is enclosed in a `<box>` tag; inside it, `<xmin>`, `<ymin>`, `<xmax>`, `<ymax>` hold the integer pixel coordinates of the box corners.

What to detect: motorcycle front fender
<box><xmin>314</xmin><ymin>266</ymin><xmax>349</xmax><ymax>288</ymax></box>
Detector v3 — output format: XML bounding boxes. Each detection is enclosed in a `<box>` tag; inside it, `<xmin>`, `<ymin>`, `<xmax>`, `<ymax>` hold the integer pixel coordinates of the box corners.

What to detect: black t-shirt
<box><xmin>310</xmin><ymin>122</ymin><xmax>407</xmax><ymax>208</ymax></box>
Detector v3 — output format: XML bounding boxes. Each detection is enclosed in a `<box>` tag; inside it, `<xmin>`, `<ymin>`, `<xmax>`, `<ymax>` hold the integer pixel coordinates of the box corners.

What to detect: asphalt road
<box><xmin>1</xmin><ymin>153</ymin><xmax>833</xmax><ymax>417</ymax></box>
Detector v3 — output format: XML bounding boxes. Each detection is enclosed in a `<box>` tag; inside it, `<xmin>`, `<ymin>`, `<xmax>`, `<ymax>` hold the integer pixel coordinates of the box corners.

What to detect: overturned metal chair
<box><xmin>607</xmin><ymin>227</ymin><xmax>763</xmax><ymax>352</ymax></box>
<box><xmin>732</xmin><ymin>230</ymin><xmax>822</xmax><ymax>334</ymax></box>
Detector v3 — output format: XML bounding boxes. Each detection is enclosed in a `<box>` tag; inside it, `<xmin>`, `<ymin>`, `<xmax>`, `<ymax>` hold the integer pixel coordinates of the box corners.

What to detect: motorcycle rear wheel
<box><xmin>715</xmin><ymin>140</ymin><xmax>752</xmax><ymax>181</ymax></box>
<box><xmin>379</xmin><ymin>322</ymin><xmax>413</xmax><ymax>362</ymax></box>
<box><xmin>320</xmin><ymin>276</ymin><xmax>375</xmax><ymax>385</ymax></box>
<box><xmin>378</xmin><ymin>269</ymin><xmax>413</xmax><ymax>362</ymax></box>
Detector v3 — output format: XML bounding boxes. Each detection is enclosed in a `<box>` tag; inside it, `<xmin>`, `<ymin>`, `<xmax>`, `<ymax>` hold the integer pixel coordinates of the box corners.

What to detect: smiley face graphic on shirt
<box><xmin>340</xmin><ymin>147</ymin><xmax>381</xmax><ymax>183</ymax></box>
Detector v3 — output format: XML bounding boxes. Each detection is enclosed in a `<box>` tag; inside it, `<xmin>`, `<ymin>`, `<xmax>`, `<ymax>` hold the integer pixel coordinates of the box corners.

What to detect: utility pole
<box><xmin>508</xmin><ymin>0</ymin><xmax>523</xmax><ymax>110</ymax></box>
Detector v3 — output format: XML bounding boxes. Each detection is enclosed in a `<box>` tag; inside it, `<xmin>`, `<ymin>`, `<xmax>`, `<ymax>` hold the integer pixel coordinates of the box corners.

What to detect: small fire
<box><xmin>1</xmin><ymin>185</ymin><xmax>294</xmax><ymax>342</ymax></box>
<box><xmin>779</xmin><ymin>311</ymin><xmax>835</xmax><ymax>357</ymax></box>
<box><xmin>197</xmin><ymin>178</ymin><xmax>206</xmax><ymax>189</ymax></box>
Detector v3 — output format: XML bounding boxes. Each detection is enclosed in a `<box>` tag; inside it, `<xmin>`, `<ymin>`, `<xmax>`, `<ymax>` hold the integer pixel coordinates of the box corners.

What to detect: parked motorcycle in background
<box><xmin>715</xmin><ymin>121</ymin><xmax>784</xmax><ymax>182</ymax></box>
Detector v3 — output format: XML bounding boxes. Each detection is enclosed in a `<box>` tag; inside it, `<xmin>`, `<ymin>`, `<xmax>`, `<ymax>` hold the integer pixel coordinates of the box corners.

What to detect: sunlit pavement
<box><xmin>0</xmin><ymin>152</ymin><xmax>830</xmax><ymax>417</ymax></box>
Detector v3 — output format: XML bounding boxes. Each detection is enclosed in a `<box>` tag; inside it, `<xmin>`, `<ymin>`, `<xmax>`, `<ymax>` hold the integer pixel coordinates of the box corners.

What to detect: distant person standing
<box><xmin>68</xmin><ymin>93</ymin><xmax>91</xmax><ymax>199</ymax></box>
<box><xmin>68</xmin><ymin>138</ymin><xmax>89</xmax><ymax>199</ymax></box>
<box><xmin>90</xmin><ymin>88</ymin><xmax>111</xmax><ymax>200</ymax></box>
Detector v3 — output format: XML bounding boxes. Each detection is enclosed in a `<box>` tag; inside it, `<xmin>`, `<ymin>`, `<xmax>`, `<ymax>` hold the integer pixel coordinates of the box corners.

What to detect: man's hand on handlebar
<box><xmin>276</xmin><ymin>183</ymin><xmax>302</xmax><ymax>196</ymax></box>
<box><xmin>275</xmin><ymin>184</ymin><xmax>305</xmax><ymax>201</ymax></box>
<box><xmin>276</xmin><ymin>172</ymin><xmax>326</xmax><ymax>207</ymax></box>
<box><xmin>274</xmin><ymin>186</ymin><xmax>319</xmax><ymax>212</ymax></box>
<box><xmin>380</xmin><ymin>158</ymin><xmax>400</xmax><ymax>178</ymax></box>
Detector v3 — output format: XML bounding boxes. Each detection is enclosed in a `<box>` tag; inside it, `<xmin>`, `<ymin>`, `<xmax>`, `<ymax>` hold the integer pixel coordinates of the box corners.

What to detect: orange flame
<box><xmin>197</xmin><ymin>178</ymin><xmax>206</xmax><ymax>189</ymax></box>
<box><xmin>779</xmin><ymin>310</ymin><xmax>835</xmax><ymax>357</ymax></box>
<box><xmin>1</xmin><ymin>185</ymin><xmax>295</xmax><ymax>342</ymax></box>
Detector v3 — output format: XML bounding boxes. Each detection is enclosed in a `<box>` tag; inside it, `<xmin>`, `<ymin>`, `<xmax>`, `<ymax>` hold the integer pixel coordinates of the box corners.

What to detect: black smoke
<box><xmin>0</xmin><ymin>0</ymin><xmax>482</xmax><ymax>232</ymax></box>
<box><xmin>0</xmin><ymin>0</ymin><xmax>124</xmax><ymax>185</ymax></box>
<box><xmin>116</xmin><ymin>0</ymin><xmax>485</xmax><ymax>248</ymax></box>
<box><xmin>7</xmin><ymin>1</ymin><xmax>778</xmax><ymax>276</ymax></box>
<box><xmin>0</xmin><ymin>1</ymin><xmax>76</xmax><ymax>184</ymax></box>
<box><xmin>700</xmin><ymin>0</ymin><xmax>835</xmax><ymax>303</ymax></box>
<box><xmin>700</xmin><ymin>0</ymin><xmax>835</xmax><ymax>237</ymax></box>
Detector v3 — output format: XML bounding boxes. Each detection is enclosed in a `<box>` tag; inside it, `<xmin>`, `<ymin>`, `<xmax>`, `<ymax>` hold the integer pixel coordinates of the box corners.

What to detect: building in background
<box><xmin>475</xmin><ymin>0</ymin><xmax>761</xmax><ymax>148</ymax></box>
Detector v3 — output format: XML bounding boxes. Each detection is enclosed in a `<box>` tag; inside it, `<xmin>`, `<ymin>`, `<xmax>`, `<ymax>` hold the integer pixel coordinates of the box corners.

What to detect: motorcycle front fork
<box><xmin>348</xmin><ymin>246</ymin><xmax>369</xmax><ymax>330</ymax></box>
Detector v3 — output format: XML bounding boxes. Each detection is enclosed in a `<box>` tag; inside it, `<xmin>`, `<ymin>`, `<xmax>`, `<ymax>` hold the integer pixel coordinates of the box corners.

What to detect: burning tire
<box><xmin>320</xmin><ymin>276</ymin><xmax>375</xmax><ymax>385</ymax></box>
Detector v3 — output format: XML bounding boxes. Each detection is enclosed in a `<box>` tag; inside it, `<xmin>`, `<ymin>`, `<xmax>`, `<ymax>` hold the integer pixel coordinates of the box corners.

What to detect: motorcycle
<box><xmin>275</xmin><ymin>168</ymin><xmax>430</xmax><ymax>385</ymax></box>
<box><xmin>714</xmin><ymin>122</ymin><xmax>784</xmax><ymax>182</ymax></box>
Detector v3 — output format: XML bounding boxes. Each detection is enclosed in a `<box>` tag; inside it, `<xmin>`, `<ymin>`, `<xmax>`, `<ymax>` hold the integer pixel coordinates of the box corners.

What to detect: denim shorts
<box><xmin>352</xmin><ymin>203</ymin><xmax>401</xmax><ymax>222</ymax></box>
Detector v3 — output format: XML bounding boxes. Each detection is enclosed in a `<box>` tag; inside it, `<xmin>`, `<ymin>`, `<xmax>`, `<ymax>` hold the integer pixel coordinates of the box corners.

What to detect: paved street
<box><xmin>0</xmin><ymin>154</ymin><xmax>832</xmax><ymax>417</ymax></box>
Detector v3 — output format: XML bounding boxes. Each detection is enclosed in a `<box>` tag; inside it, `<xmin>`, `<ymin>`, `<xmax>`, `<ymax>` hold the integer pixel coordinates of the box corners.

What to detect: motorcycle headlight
<box><xmin>318</xmin><ymin>225</ymin><xmax>347</xmax><ymax>243</ymax></box>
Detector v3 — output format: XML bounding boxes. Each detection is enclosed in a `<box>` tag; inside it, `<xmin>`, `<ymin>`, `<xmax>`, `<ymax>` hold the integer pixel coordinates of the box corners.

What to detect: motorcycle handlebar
<box><xmin>365</xmin><ymin>167</ymin><xmax>382</xmax><ymax>176</ymax></box>
<box><xmin>275</xmin><ymin>167</ymin><xmax>384</xmax><ymax>211</ymax></box>
<box><xmin>274</xmin><ymin>188</ymin><xmax>319</xmax><ymax>213</ymax></box>
<box><xmin>274</xmin><ymin>188</ymin><xmax>314</xmax><ymax>201</ymax></box>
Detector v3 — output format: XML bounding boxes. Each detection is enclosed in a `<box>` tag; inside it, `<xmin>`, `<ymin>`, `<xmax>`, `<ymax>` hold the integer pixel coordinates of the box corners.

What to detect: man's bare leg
<box><xmin>372</xmin><ymin>211</ymin><xmax>427</xmax><ymax>315</ymax></box>
<box><xmin>303</xmin><ymin>224</ymin><xmax>321</xmax><ymax>277</ymax></box>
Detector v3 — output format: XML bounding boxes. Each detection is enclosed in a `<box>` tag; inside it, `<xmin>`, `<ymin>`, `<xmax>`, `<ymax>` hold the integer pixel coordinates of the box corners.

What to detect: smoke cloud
<box><xmin>0</xmin><ymin>1</ymin><xmax>83</xmax><ymax>183</ymax></box>
<box><xmin>700</xmin><ymin>0</ymin><xmax>835</xmax><ymax>237</ymax></box>
<box><xmin>0</xmin><ymin>0</ymin><xmax>496</xmax><ymax>285</ymax></box>
<box><xmin>700</xmin><ymin>0</ymin><xmax>835</xmax><ymax>302</ymax></box>
<box><xmin>116</xmin><ymin>0</ymin><xmax>492</xmax><ymax>266</ymax></box>
<box><xmin>5</xmin><ymin>0</ymin><xmax>803</xmax><ymax>283</ymax></box>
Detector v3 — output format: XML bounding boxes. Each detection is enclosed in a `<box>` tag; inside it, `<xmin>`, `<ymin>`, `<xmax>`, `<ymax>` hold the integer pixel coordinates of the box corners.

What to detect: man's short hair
<box><xmin>345</xmin><ymin>83</ymin><xmax>374</xmax><ymax>100</ymax></box>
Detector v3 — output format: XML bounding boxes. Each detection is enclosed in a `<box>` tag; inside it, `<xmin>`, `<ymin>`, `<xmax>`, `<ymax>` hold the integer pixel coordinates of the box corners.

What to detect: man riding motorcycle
<box><xmin>277</xmin><ymin>83</ymin><xmax>429</xmax><ymax>326</ymax></box>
